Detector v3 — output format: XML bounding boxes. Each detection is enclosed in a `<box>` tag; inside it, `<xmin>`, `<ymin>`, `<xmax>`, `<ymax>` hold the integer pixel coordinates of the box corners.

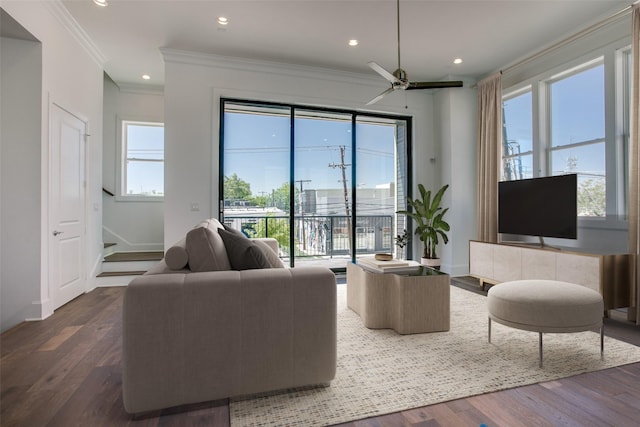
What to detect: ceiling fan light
<box><xmin>217</xmin><ymin>16</ymin><xmax>229</xmax><ymax>25</ymax></box>
<box><xmin>93</xmin><ymin>0</ymin><xmax>108</xmax><ymax>6</ymax></box>
<box><xmin>348</xmin><ymin>39</ymin><xmax>359</xmax><ymax>46</ymax></box>
<box><xmin>453</xmin><ymin>58</ymin><xmax>463</xmax><ymax>64</ymax></box>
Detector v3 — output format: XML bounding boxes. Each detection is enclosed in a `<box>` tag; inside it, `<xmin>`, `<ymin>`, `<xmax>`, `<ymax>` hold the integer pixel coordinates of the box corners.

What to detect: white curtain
<box><xmin>476</xmin><ymin>72</ymin><xmax>502</xmax><ymax>243</ymax></box>
<box><xmin>629</xmin><ymin>4</ymin><xmax>640</xmax><ymax>324</ymax></box>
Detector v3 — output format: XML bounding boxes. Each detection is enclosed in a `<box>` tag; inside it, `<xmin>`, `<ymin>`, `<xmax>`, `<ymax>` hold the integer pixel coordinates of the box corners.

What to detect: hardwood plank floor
<box><xmin>1</xmin><ymin>285</ymin><xmax>639</xmax><ymax>427</ymax></box>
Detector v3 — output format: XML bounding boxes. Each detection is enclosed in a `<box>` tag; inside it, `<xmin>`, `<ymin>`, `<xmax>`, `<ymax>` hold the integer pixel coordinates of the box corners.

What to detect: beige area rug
<box><xmin>230</xmin><ymin>284</ymin><xmax>640</xmax><ymax>426</ymax></box>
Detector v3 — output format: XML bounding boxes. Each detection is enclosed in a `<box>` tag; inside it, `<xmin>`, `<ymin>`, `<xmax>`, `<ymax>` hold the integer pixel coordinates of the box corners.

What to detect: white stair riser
<box><xmin>101</xmin><ymin>260</ymin><xmax>158</xmax><ymax>273</ymax></box>
<box><xmin>96</xmin><ymin>275</ymin><xmax>140</xmax><ymax>287</ymax></box>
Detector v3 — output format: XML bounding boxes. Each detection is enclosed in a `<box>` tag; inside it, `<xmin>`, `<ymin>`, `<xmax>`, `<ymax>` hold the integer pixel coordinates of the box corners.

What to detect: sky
<box><xmin>124</xmin><ymin>123</ymin><xmax>164</xmax><ymax>195</ymax></box>
<box><xmin>223</xmin><ymin>112</ymin><xmax>397</xmax><ymax>197</ymax></box>
<box><xmin>503</xmin><ymin>63</ymin><xmax>605</xmax><ymax>180</ymax></box>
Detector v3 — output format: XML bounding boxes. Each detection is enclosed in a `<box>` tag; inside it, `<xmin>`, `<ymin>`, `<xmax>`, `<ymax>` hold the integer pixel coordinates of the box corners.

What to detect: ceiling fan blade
<box><xmin>366</xmin><ymin>87</ymin><xmax>395</xmax><ymax>105</ymax></box>
<box><xmin>406</xmin><ymin>81</ymin><xmax>463</xmax><ymax>90</ymax></box>
<box><xmin>368</xmin><ymin>61</ymin><xmax>400</xmax><ymax>84</ymax></box>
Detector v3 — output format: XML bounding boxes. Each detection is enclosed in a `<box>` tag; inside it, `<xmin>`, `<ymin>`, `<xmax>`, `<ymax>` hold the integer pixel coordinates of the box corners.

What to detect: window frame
<box><xmin>116</xmin><ymin>117</ymin><xmax>165</xmax><ymax>202</ymax></box>
<box><xmin>219</xmin><ymin>98</ymin><xmax>413</xmax><ymax>268</ymax></box>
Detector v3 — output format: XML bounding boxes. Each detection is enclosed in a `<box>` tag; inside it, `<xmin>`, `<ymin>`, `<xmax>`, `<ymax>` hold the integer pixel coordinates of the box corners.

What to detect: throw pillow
<box><xmin>164</xmin><ymin>238</ymin><xmax>189</xmax><ymax>270</ymax></box>
<box><xmin>218</xmin><ymin>228</ymin><xmax>271</xmax><ymax>270</ymax></box>
<box><xmin>252</xmin><ymin>239</ymin><xmax>285</xmax><ymax>268</ymax></box>
<box><xmin>185</xmin><ymin>219</ymin><xmax>232</xmax><ymax>272</ymax></box>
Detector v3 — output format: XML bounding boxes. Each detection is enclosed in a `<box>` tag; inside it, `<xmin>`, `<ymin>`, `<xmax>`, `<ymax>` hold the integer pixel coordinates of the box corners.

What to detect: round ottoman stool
<box><xmin>487</xmin><ymin>280</ymin><xmax>604</xmax><ymax>367</ymax></box>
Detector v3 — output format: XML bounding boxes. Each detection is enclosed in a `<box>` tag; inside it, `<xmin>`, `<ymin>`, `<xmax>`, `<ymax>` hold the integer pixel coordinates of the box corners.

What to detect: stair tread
<box><xmin>97</xmin><ymin>271</ymin><xmax>146</xmax><ymax>277</ymax></box>
<box><xmin>104</xmin><ymin>251</ymin><xmax>164</xmax><ymax>262</ymax></box>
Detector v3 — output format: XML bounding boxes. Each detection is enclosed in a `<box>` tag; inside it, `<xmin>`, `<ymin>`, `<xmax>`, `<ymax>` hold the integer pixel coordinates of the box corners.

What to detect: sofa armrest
<box><xmin>252</xmin><ymin>237</ymin><xmax>279</xmax><ymax>255</ymax></box>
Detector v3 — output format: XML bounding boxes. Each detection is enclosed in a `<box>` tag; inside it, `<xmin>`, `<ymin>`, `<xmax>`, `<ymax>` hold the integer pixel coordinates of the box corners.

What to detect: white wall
<box><xmin>1</xmin><ymin>36</ymin><xmax>42</xmax><ymax>332</ymax></box>
<box><xmin>102</xmin><ymin>75</ymin><xmax>164</xmax><ymax>251</ymax></box>
<box><xmin>0</xmin><ymin>2</ymin><xmax>104</xmax><ymax>332</ymax></box>
<box><xmin>162</xmin><ymin>50</ymin><xmax>440</xmax><ymax>248</ymax></box>
<box><xmin>437</xmin><ymin>82</ymin><xmax>479</xmax><ymax>276</ymax></box>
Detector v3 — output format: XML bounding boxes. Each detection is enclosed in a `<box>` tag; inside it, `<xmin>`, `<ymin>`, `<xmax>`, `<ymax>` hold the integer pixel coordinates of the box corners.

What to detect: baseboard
<box><xmin>26</xmin><ymin>298</ymin><xmax>54</xmax><ymax>322</ymax></box>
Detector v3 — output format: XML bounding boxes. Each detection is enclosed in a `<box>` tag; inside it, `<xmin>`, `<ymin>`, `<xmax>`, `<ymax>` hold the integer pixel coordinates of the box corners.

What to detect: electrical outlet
<box><xmin>190</xmin><ymin>202</ymin><xmax>200</xmax><ymax>212</ymax></box>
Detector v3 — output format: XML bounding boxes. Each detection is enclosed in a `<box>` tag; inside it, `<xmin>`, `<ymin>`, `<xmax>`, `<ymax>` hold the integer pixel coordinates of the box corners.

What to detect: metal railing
<box><xmin>224</xmin><ymin>214</ymin><xmax>394</xmax><ymax>260</ymax></box>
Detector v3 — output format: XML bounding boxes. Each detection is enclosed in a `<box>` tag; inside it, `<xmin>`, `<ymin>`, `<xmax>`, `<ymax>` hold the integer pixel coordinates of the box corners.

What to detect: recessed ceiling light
<box><xmin>93</xmin><ymin>0</ymin><xmax>108</xmax><ymax>7</ymax></box>
<box><xmin>217</xmin><ymin>16</ymin><xmax>229</xmax><ymax>25</ymax></box>
<box><xmin>348</xmin><ymin>39</ymin><xmax>359</xmax><ymax>47</ymax></box>
<box><xmin>453</xmin><ymin>58</ymin><xmax>463</xmax><ymax>65</ymax></box>
<box><xmin>142</xmin><ymin>74</ymin><xmax>151</xmax><ymax>80</ymax></box>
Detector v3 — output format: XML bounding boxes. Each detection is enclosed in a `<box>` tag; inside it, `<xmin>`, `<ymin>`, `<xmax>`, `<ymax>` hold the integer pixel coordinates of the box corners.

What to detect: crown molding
<box><xmin>159</xmin><ymin>48</ymin><xmax>383</xmax><ymax>88</ymax></box>
<box><xmin>116</xmin><ymin>82</ymin><xmax>164</xmax><ymax>96</ymax></box>
<box><xmin>47</xmin><ymin>0</ymin><xmax>108</xmax><ymax>67</ymax></box>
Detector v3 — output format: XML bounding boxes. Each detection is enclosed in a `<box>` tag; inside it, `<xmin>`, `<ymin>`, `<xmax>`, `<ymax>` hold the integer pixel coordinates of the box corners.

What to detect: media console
<box><xmin>469</xmin><ymin>240</ymin><xmax>633</xmax><ymax>311</ymax></box>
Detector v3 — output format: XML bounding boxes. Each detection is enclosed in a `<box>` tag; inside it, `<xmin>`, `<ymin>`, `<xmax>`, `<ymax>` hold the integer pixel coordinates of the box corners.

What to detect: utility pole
<box><xmin>295</xmin><ymin>179</ymin><xmax>312</xmax><ymax>251</ymax></box>
<box><xmin>329</xmin><ymin>146</ymin><xmax>352</xmax><ymax>255</ymax></box>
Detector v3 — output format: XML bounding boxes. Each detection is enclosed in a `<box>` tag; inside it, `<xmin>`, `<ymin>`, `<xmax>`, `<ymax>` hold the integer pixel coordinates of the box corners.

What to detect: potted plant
<box><xmin>394</xmin><ymin>229</ymin><xmax>409</xmax><ymax>260</ymax></box>
<box><xmin>397</xmin><ymin>184</ymin><xmax>450</xmax><ymax>268</ymax></box>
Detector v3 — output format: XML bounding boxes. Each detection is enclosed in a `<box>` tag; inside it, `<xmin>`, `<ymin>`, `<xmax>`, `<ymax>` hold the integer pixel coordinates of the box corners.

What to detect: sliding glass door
<box><xmin>293</xmin><ymin>110</ymin><xmax>353</xmax><ymax>268</ymax></box>
<box><xmin>221</xmin><ymin>103</ymin><xmax>292</xmax><ymax>263</ymax></box>
<box><xmin>220</xmin><ymin>99</ymin><xmax>411</xmax><ymax>270</ymax></box>
<box><xmin>355</xmin><ymin>118</ymin><xmax>408</xmax><ymax>260</ymax></box>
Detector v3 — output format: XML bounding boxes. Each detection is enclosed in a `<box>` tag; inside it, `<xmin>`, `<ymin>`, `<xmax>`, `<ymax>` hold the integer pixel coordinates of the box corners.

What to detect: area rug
<box><xmin>230</xmin><ymin>284</ymin><xmax>640</xmax><ymax>426</ymax></box>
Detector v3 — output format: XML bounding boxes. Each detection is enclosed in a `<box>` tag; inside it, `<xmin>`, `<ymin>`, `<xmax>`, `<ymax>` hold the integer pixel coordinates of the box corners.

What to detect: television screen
<box><xmin>498</xmin><ymin>174</ymin><xmax>577</xmax><ymax>239</ymax></box>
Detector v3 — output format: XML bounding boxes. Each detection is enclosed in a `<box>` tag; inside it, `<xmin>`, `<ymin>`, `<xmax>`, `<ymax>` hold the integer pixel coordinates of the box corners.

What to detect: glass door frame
<box><xmin>219</xmin><ymin>98</ymin><xmax>413</xmax><ymax>271</ymax></box>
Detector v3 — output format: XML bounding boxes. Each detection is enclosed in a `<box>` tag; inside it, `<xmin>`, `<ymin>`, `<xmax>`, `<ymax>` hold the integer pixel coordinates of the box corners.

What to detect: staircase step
<box><xmin>97</xmin><ymin>270</ymin><xmax>146</xmax><ymax>277</ymax></box>
<box><xmin>98</xmin><ymin>251</ymin><xmax>163</xmax><ymax>286</ymax></box>
<box><xmin>104</xmin><ymin>251</ymin><xmax>164</xmax><ymax>262</ymax></box>
<box><xmin>101</xmin><ymin>259</ymin><xmax>159</xmax><ymax>273</ymax></box>
<box><xmin>103</xmin><ymin>242</ymin><xmax>117</xmax><ymax>257</ymax></box>
<box><xmin>95</xmin><ymin>273</ymin><xmax>143</xmax><ymax>287</ymax></box>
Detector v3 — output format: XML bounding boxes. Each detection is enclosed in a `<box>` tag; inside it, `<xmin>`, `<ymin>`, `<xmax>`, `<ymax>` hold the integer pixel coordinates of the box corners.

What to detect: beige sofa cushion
<box><xmin>185</xmin><ymin>219</ymin><xmax>231</xmax><ymax>272</ymax></box>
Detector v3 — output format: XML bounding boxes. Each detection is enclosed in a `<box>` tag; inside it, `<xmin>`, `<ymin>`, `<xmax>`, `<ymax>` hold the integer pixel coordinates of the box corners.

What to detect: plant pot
<box><xmin>421</xmin><ymin>257</ymin><xmax>441</xmax><ymax>269</ymax></box>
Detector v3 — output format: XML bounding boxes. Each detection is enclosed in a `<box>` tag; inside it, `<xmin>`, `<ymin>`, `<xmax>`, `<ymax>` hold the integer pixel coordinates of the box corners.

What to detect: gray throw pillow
<box><xmin>185</xmin><ymin>219</ymin><xmax>231</xmax><ymax>272</ymax></box>
<box><xmin>252</xmin><ymin>239</ymin><xmax>285</xmax><ymax>268</ymax></box>
<box><xmin>218</xmin><ymin>228</ymin><xmax>271</xmax><ymax>270</ymax></box>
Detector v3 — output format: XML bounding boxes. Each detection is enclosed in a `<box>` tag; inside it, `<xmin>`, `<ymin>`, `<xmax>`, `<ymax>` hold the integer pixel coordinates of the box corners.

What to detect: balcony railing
<box><xmin>223</xmin><ymin>215</ymin><xmax>394</xmax><ymax>262</ymax></box>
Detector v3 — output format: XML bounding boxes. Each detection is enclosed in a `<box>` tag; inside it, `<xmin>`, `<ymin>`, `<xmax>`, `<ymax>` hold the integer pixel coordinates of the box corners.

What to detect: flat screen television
<box><xmin>498</xmin><ymin>174</ymin><xmax>577</xmax><ymax>240</ymax></box>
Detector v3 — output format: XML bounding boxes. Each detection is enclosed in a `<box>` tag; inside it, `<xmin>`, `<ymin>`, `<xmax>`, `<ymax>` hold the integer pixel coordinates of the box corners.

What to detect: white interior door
<box><xmin>50</xmin><ymin>104</ymin><xmax>86</xmax><ymax>309</ymax></box>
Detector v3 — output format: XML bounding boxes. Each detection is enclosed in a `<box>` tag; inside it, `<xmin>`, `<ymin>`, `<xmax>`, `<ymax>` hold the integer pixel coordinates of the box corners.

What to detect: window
<box><xmin>502</xmin><ymin>51</ymin><xmax>629</xmax><ymax>221</ymax></box>
<box><xmin>502</xmin><ymin>89</ymin><xmax>533</xmax><ymax>180</ymax></box>
<box><xmin>220</xmin><ymin>100</ymin><xmax>411</xmax><ymax>270</ymax></box>
<box><xmin>549</xmin><ymin>63</ymin><xmax>605</xmax><ymax>217</ymax></box>
<box><xmin>120</xmin><ymin>120</ymin><xmax>164</xmax><ymax>199</ymax></box>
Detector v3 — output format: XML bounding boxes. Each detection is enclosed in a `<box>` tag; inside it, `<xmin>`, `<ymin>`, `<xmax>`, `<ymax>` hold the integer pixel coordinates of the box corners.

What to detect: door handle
<box><xmin>52</xmin><ymin>230</ymin><xmax>64</xmax><ymax>236</ymax></box>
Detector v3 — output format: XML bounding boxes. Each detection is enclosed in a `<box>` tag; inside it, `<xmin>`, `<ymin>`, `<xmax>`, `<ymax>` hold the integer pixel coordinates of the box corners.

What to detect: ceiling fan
<box><xmin>366</xmin><ymin>0</ymin><xmax>463</xmax><ymax>105</ymax></box>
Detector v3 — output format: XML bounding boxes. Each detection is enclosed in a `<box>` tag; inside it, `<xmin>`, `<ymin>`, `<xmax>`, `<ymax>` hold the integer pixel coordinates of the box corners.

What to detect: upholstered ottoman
<box><xmin>487</xmin><ymin>280</ymin><xmax>604</xmax><ymax>367</ymax></box>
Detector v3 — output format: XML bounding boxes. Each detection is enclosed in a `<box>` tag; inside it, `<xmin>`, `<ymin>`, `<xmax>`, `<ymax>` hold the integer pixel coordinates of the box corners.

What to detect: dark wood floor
<box><xmin>1</xmin><ymin>283</ymin><xmax>639</xmax><ymax>427</ymax></box>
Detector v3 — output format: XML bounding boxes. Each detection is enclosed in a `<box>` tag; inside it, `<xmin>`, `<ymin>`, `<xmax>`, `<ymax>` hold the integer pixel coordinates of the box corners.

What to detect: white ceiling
<box><xmin>59</xmin><ymin>0</ymin><xmax>630</xmax><ymax>88</ymax></box>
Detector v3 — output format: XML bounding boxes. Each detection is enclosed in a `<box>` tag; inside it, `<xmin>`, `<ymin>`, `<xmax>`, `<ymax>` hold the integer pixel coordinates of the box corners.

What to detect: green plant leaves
<box><xmin>397</xmin><ymin>184</ymin><xmax>449</xmax><ymax>259</ymax></box>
